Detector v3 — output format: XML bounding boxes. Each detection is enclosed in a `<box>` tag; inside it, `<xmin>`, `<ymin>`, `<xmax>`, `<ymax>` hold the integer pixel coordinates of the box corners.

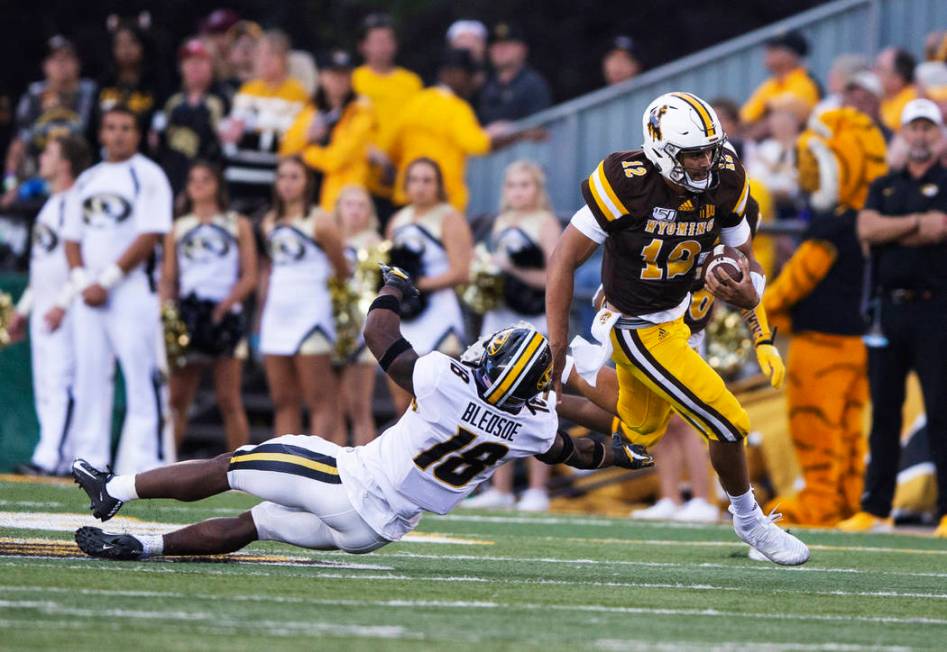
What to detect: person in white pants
<box><xmin>62</xmin><ymin>105</ymin><xmax>174</xmax><ymax>474</ymax></box>
<box><xmin>8</xmin><ymin>135</ymin><xmax>92</xmax><ymax>475</ymax></box>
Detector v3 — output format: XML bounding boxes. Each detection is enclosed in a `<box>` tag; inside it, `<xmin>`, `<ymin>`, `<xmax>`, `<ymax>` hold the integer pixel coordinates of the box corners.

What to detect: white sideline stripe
<box><xmin>377</xmin><ymin>551</ymin><xmax>947</xmax><ymax>579</ymax></box>
<box><xmin>0</xmin><ymin>602</ymin><xmax>416</xmax><ymax>639</ymax></box>
<box><xmin>594</xmin><ymin>640</ymin><xmax>911</xmax><ymax>652</ymax></box>
<box><xmin>5</xmin><ymin>550</ymin><xmax>947</xmax><ymax>582</ymax></box>
<box><xmin>0</xmin><ymin>618</ymin><xmax>419</xmax><ymax>642</ymax></box>
<box><xmin>1</xmin><ymin>596</ymin><xmax>944</xmax><ymax>628</ymax></box>
<box><xmin>8</xmin><ymin>580</ymin><xmax>947</xmax><ymax>602</ymax></box>
<box><xmin>556</xmin><ymin>536</ymin><xmax>947</xmax><ymax>556</ymax></box>
<box><xmin>0</xmin><ymin>511</ymin><xmax>488</xmax><ymax>546</ymax></box>
<box><xmin>5</xmin><ymin>508</ymin><xmax>940</xmax><ymax>556</ymax></box>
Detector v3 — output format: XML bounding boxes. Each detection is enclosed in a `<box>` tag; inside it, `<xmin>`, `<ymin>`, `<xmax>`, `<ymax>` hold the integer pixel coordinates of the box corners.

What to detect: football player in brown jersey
<box><xmin>547</xmin><ymin>92</ymin><xmax>808</xmax><ymax>565</ymax></box>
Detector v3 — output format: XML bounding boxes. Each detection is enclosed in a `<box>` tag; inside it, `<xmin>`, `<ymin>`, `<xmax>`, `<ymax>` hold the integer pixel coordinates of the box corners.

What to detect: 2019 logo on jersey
<box><xmin>652</xmin><ymin>207</ymin><xmax>677</xmax><ymax>221</ymax></box>
<box><xmin>82</xmin><ymin>193</ymin><xmax>132</xmax><ymax>227</ymax></box>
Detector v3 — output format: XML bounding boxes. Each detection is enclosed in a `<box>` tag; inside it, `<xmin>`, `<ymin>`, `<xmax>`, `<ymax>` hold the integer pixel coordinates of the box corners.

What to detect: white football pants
<box><xmin>228</xmin><ymin>434</ymin><xmax>388</xmax><ymax>554</ymax></box>
<box><xmin>28</xmin><ymin>305</ymin><xmax>80</xmax><ymax>473</ymax></box>
<box><xmin>70</xmin><ymin>275</ymin><xmax>171</xmax><ymax>474</ymax></box>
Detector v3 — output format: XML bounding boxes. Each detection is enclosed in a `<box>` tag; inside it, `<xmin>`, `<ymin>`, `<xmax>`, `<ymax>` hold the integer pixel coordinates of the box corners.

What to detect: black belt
<box><xmin>883</xmin><ymin>288</ymin><xmax>938</xmax><ymax>304</ymax></box>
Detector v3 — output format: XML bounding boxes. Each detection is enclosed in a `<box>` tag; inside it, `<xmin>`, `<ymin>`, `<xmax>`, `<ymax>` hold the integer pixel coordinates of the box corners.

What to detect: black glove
<box><xmin>610</xmin><ymin>433</ymin><xmax>654</xmax><ymax>470</ymax></box>
<box><xmin>379</xmin><ymin>263</ymin><xmax>420</xmax><ymax>298</ymax></box>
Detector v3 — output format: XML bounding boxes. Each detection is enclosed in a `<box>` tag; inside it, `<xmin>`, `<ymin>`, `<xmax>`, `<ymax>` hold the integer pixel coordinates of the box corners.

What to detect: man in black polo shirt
<box><xmin>477</xmin><ymin>23</ymin><xmax>551</xmax><ymax>127</ymax></box>
<box><xmin>841</xmin><ymin>99</ymin><xmax>947</xmax><ymax>536</ymax></box>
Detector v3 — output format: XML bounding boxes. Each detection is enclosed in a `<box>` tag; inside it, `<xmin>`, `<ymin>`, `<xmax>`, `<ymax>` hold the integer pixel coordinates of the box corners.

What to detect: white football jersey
<box><xmin>336</xmin><ymin>352</ymin><xmax>559</xmax><ymax>540</ymax></box>
<box><xmin>175</xmin><ymin>212</ymin><xmax>241</xmax><ymax>303</ymax></box>
<box><xmin>29</xmin><ymin>190</ymin><xmax>73</xmax><ymax>308</ymax></box>
<box><xmin>62</xmin><ymin>153</ymin><xmax>172</xmax><ymax>278</ymax></box>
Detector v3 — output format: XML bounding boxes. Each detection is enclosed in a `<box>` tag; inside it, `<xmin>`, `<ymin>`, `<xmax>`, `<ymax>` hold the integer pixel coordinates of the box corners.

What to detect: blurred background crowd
<box><xmin>0</xmin><ymin>1</ymin><xmax>946</xmax><ymax>533</ymax></box>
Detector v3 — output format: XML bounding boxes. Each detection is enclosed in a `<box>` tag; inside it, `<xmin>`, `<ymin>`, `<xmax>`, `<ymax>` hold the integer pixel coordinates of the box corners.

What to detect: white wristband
<box><xmin>53</xmin><ymin>280</ymin><xmax>78</xmax><ymax>310</ymax></box>
<box><xmin>98</xmin><ymin>263</ymin><xmax>125</xmax><ymax>290</ymax></box>
<box><xmin>15</xmin><ymin>287</ymin><xmax>33</xmax><ymax>316</ymax></box>
<box><xmin>70</xmin><ymin>267</ymin><xmax>92</xmax><ymax>292</ymax></box>
<box><xmin>750</xmin><ymin>271</ymin><xmax>766</xmax><ymax>303</ymax></box>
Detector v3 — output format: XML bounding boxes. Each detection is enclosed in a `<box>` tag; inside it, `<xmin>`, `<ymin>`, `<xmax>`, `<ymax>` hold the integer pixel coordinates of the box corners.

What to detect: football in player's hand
<box><xmin>702</xmin><ymin>244</ymin><xmax>745</xmax><ymax>284</ymax></box>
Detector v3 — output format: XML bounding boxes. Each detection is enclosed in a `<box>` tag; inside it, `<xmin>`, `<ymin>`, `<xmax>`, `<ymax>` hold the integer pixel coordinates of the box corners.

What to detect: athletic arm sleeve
<box><xmin>570</xmin><ymin>205</ymin><xmax>607</xmax><ymax>244</ymax></box>
<box><xmin>720</xmin><ymin>217</ymin><xmax>751</xmax><ymax>247</ymax></box>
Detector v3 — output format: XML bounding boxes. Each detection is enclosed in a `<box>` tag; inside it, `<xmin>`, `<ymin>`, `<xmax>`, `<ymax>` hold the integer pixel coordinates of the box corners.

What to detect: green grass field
<box><xmin>1</xmin><ymin>477</ymin><xmax>945</xmax><ymax>651</ymax></box>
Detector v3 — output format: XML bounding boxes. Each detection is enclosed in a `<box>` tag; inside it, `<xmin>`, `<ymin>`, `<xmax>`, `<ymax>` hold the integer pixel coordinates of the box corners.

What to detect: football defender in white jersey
<box><xmin>70</xmin><ymin>265</ymin><xmax>653</xmax><ymax>560</ymax></box>
<box><xmin>7</xmin><ymin>135</ymin><xmax>91</xmax><ymax>475</ymax></box>
<box><xmin>62</xmin><ymin>105</ymin><xmax>174</xmax><ymax>474</ymax></box>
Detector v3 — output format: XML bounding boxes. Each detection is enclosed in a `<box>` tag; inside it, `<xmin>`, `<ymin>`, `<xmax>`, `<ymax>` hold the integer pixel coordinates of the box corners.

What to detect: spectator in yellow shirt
<box><xmin>219</xmin><ymin>29</ymin><xmax>308</xmax><ymax>212</ymax></box>
<box><xmin>280</xmin><ymin>50</ymin><xmax>375</xmax><ymax>214</ymax></box>
<box><xmin>352</xmin><ymin>13</ymin><xmax>423</xmax><ymax>221</ymax></box>
<box><xmin>740</xmin><ymin>31</ymin><xmax>821</xmax><ymax>130</ymax></box>
<box><xmin>389</xmin><ymin>49</ymin><xmax>523</xmax><ymax>212</ymax></box>
<box><xmin>875</xmin><ymin>47</ymin><xmax>919</xmax><ymax>133</ymax></box>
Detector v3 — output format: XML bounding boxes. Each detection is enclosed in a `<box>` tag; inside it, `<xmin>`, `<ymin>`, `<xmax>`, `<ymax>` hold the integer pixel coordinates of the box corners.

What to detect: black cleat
<box><xmin>75</xmin><ymin>526</ymin><xmax>144</xmax><ymax>561</ymax></box>
<box><xmin>72</xmin><ymin>458</ymin><xmax>124</xmax><ymax>521</ymax></box>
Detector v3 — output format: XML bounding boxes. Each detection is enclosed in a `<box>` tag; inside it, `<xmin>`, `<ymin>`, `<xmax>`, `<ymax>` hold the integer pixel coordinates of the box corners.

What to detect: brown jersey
<box><xmin>683</xmin><ymin>194</ymin><xmax>761</xmax><ymax>335</ymax></box>
<box><xmin>580</xmin><ymin>149</ymin><xmax>751</xmax><ymax>316</ymax></box>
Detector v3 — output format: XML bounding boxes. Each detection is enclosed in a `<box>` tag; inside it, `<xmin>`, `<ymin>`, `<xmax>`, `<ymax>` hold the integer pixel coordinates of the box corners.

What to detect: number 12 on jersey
<box><xmin>414</xmin><ymin>428</ymin><xmax>509</xmax><ymax>487</ymax></box>
<box><xmin>640</xmin><ymin>238</ymin><xmax>700</xmax><ymax>280</ymax></box>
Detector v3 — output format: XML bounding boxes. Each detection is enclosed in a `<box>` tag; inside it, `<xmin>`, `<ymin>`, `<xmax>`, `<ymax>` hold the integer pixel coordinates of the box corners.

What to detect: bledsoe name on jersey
<box><xmin>337</xmin><ymin>352</ymin><xmax>558</xmax><ymax>538</ymax></box>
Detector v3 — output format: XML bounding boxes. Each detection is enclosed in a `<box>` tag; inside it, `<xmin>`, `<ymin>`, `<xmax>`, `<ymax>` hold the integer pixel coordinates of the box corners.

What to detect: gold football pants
<box><xmin>609</xmin><ymin>317</ymin><xmax>750</xmax><ymax>447</ymax></box>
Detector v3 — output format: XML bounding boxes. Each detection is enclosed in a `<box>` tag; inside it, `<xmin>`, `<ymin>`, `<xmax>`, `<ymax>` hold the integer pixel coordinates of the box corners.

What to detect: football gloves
<box><xmin>380</xmin><ymin>263</ymin><xmax>420</xmax><ymax>298</ymax></box>
<box><xmin>611</xmin><ymin>434</ymin><xmax>655</xmax><ymax>470</ymax></box>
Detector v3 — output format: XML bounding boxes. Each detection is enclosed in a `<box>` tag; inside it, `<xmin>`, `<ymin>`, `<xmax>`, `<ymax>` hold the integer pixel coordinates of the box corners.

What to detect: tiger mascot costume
<box><xmin>763</xmin><ymin>106</ymin><xmax>887</xmax><ymax>526</ymax></box>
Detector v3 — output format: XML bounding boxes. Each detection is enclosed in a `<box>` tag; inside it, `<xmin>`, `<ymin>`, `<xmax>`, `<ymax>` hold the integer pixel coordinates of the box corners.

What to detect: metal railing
<box><xmin>466</xmin><ymin>0</ymin><xmax>947</xmax><ymax>216</ymax></box>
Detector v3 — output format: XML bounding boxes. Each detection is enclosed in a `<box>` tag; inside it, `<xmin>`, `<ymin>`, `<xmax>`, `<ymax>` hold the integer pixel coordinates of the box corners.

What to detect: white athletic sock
<box><xmin>727</xmin><ymin>488</ymin><xmax>762</xmax><ymax>527</ymax></box>
<box><xmin>137</xmin><ymin>534</ymin><xmax>163</xmax><ymax>558</ymax></box>
<box><xmin>105</xmin><ymin>475</ymin><xmax>139</xmax><ymax>502</ymax></box>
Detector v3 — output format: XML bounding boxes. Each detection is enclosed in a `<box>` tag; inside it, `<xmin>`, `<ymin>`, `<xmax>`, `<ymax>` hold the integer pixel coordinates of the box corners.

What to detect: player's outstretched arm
<box><xmin>546</xmin><ymin>223</ymin><xmax>600</xmax><ymax>397</ymax></box>
<box><xmin>364</xmin><ymin>265</ymin><xmax>421</xmax><ymax>396</ymax></box>
<box><xmin>536</xmin><ymin>430</ymin><xmax>653</xmax><ymax>471</ymax></box>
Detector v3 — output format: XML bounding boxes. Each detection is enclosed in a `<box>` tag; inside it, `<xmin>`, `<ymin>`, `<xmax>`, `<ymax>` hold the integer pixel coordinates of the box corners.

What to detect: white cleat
<box><xmin>732</xmin><ymin>506</ymin><xmax>810</xmax><ymax>566</ymax></box>
<box><xmin>672</xmin><ymin>497</ymin><xmax>720</xmax><ymax>523</ymax></box>
<box><xmin>517</xmin><ymin>488</ymin><xmax>550</xmax><ymax>513</ymax></box>
<box><xmin>630</xmin><ymin>497</ymin><xmax>681</xmax><ymax>521</ymax></box>
<box><xmin>747</xmin><ymin>546</ymin><xmax>768</xmax><ymax>562</ymax></box>
<box><xmin>461</xmin><ymin>488</ymin><xmax>516</xmax><ymax>510</ymax></box>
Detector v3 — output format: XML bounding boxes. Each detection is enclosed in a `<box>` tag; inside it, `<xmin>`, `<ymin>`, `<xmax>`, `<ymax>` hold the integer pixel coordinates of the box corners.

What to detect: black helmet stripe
<box><xmin>483</xmin><ymin>330</ymin><xmax>545</xmax><ymax>405</ymax></box>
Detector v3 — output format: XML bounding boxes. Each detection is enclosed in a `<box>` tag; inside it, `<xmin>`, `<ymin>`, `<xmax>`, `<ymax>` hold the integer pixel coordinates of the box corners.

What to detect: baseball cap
<box><xmin>765</xmin><ymin>30</ymin><xmax>809</xmax><ymax>58</ymax></box>
<box><xmin>844</xmin><ymin>70</ymin><xmax>883</xmax><ymax>98</ymax></box>
<box><xmin>608</xmin><ymin>35</ymin><xmax>641</xmax><ymax>60</ymax></box>
<box><xmin>46</xmin><ymin>35</ymin><xmax>77</xmax><ymax>58</ymax></box>
<box><xmin>318</xmin><ymin>49</ymin><xmax>355</xmax><ymax>71</ymax></box>
<box><xmin>360</xmin><ymin>13</ymin><xmax>394</xmax><ymax>39</ymax></box>
<box><xmin>900</xmin><ymin>98</ymin><xmax>944</xmax><ymax>126</ymax></box>
<box><xmin>491</xmin><ymin>22</ymin><xmax>527</xmax><ymax>44</ymax></box>
<box><xmin>178</xmin><ymin>38</ymin><xmax>211</xmax><ymax>61</ymax></box>
<box><xmin>446</xmin><ymin>20</ymin><xmax>487</xmax><ymax>43</ymax></box>
<box><xmin>201</xmin><ymin>9</ymin><xmax>240</xmax><ymax>35</ymax></box>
